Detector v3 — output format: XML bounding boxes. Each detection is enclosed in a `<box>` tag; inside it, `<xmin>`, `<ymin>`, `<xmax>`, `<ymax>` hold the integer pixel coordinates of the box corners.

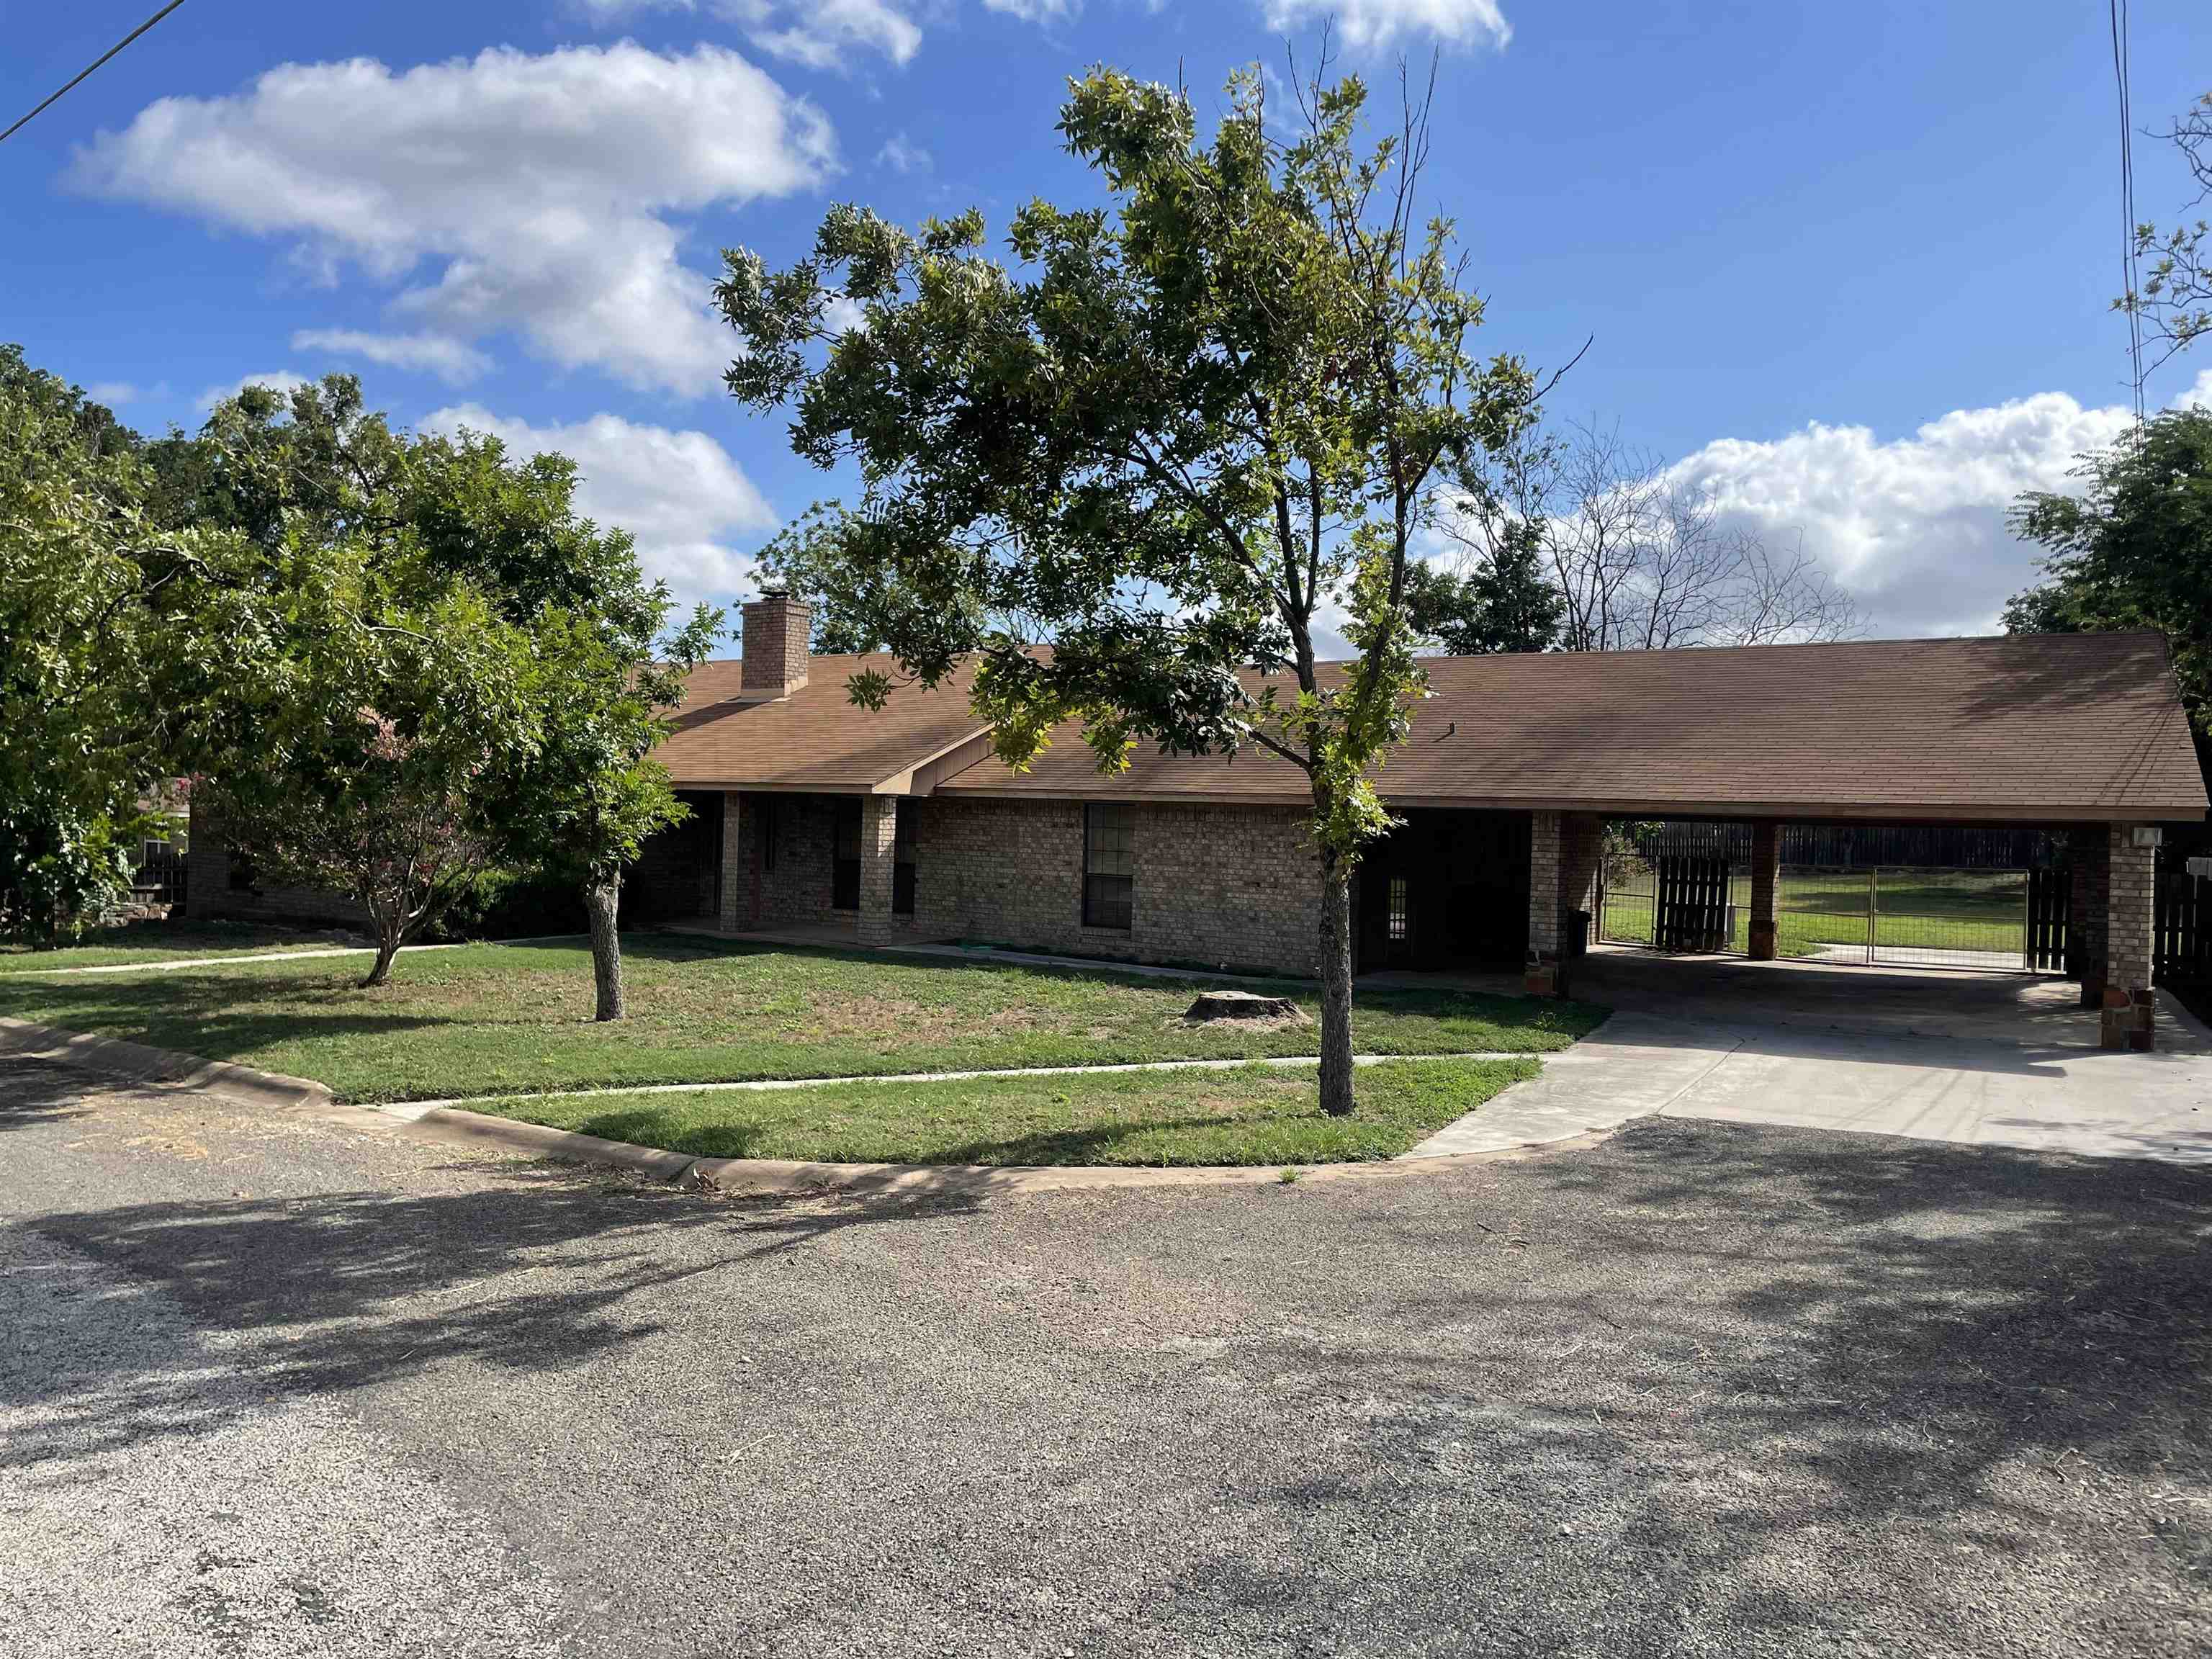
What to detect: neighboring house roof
<box><xmin>662</xmin><ymin>633</ymin><xmax>2210</xmax><ymax>823</ymax></box>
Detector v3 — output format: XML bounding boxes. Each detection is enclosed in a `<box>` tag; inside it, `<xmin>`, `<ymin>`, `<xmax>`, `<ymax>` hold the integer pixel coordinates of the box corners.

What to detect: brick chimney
<box><xmin>740</xmin><ymin>590</ymin><xmax>811</xmax><ymax>697</ymax></box>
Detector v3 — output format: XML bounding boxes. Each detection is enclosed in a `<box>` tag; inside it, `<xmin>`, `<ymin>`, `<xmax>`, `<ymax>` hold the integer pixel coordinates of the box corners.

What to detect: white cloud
<box><xmin>421</xmin><ymin>404</ymin><xmax>776</xmax><ymax>606</ymax></box>
<box><xmin>575</xmin><ymin>0</ymin><xmax>924</xmax><ymax>70</ymax></box>
<box><xmin>1666</xmin><ymin>392</ymin><xmax>2141</xmax><ymax>637</ymax></box>
<box><xmin>981</xmin><ymin>0</ymin><xmax>1080</xmax><ymax>21</ymax></box>
<box><xmin>291</xmin><ymin>328</ymin><xmax>492</xmax><ymax>385</ymax></box>
<box><xmin>73</xmin><ymin>44</ymin><xmax>835</xmax><ymax>398</ymax></box>
<box><xmin>875</xmin><ymin>132</ymin><xmax>931</xmax><ymax>174</ymax></box>
<box><xmin>1262</xmin><ymin>0</ymin><xmax>1511</xmax><ymax>51</ymax></box>
<box><xmin>733</xmin><ymin>0</ymin><xmax>924</xmax><ymax>70</ymax></box>
<box><xmin>195</xmin><ymin>371</ymin><xmax>313</xmax><ymax>411</ymax></box>
<box><xmin>84</xmin><ymin>381</ymin><xmax>140</xmax><ymax>406</ymax></box>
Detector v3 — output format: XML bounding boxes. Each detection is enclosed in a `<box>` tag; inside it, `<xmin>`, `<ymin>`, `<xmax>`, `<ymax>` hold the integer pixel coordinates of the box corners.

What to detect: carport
<box><xmin>1487</xmin><ymin>633</ymin><xmax>2208</xmax><ymax>1052</ymax></box>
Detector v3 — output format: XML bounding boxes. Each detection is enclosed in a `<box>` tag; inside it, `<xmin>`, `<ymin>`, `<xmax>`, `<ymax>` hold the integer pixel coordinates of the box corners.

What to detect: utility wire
<box><xmin>2110</xmin><ymin>0</ymin><xmax>2146</xmax><ymax>421</ymax></box>
<box><xmin>0</xmin><ymin>1</ymin><xmax>187</xmax><ymax>147</ymax></box>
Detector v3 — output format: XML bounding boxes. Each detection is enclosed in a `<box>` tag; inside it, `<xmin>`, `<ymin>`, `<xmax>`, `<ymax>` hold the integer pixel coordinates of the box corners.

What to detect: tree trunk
<box><xmin>361</xmin><ymin>931</ymin><xmax>402</xmax><ymax>989</ymax></box>
<box><xmin>585</xmin><ymin>873</ymin><xmax>625</xmax><ymax>1022</ymax></box>
<box><xmin>1316</xmin><ymin>852</ymin><xmax>1357</xmax><ymax>1118</ymax></box>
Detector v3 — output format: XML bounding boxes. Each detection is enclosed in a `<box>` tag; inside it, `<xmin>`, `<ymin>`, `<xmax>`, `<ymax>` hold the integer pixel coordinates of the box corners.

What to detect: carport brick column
<box><xmin>2100</xmin><ymin>825</ymin><xmax>2157</xmax><ymax>1052</ymax></box>
<box><xmin>1748</xmin><ymin>821</ymin><xmax>1781</xmax><ymax>961</ymax></box>
<box><xmin>855</xmin><ymin>795</ymin><xmax>900</xmax><ymax>948</ymax></box>
<box><xmin>1526</xmin><ymin>811</ymin><xmax>1565</xmax><ymax>996</ymax></box>
<box><xmin>716</xmin><ymin>792</ymin><xmax>746</xmax><ymax>933</ymax></box>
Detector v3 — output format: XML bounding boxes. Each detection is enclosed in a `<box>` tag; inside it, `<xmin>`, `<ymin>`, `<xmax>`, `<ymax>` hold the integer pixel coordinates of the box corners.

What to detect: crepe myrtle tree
<box><xmin>721</xmin><ymin>61</ymin><xmax>1545</xmax><ymax>1115</ymax></box>
<box><xmin>150</xmin><ymin>377</ymin><xmax>724</xmax><ymax>1016</ymax></box>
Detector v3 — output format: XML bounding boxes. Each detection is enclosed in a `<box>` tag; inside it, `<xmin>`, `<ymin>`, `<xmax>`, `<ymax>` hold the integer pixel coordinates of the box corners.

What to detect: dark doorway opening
<box><xmin>1357</xmin><ymin>809</ymin><xmax>1531</xmax><ymax>971</ymax></box>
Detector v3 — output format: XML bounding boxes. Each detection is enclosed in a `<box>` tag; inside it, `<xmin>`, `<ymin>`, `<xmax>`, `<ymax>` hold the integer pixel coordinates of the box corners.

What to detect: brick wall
<box><xmin>2103</xmin><ymin>824</ymin><xmax>2157</xmax><ymax>1050</ymax></box>
<box><xmin>1559</xmin><ymin>813</ymin><xmax>1603</xmax><ymax>936</ymax></box>
<box><xmin>1526</xmin><ymin>811</ymin><xmax>1562</xmax><ymax>988</ymax></box>
<box><xmin>739</xmin><ymin>595</ymin><xmax>811</xmax><ymax>695</ymax></box>
<box><xmin>716</xmin><ymin>791</ymin><xmax>842</xmax><ymax>929</ymax></box>
<box><xmin>907</xmin><ymin>797</ymin><xmax>1325</xmax><ymax>975</ymax></box>
<box><xmin>184</xmin><ymin>796</ymin><xmax>364</xmax><ymax>927</ymax></box>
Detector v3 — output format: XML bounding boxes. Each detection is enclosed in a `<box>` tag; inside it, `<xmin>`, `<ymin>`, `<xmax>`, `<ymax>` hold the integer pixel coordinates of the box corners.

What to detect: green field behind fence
<box><xmin>1600</xmin><ymin>868</ymin><xmax>2029</xmax><ymax>959</ymax></box>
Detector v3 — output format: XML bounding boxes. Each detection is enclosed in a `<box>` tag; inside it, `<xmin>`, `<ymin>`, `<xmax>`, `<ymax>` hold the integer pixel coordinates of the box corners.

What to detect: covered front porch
<box><xmin>631</xmin><ymin>789</ymin><xmax>920</xmax><ymax>946</ymax></box>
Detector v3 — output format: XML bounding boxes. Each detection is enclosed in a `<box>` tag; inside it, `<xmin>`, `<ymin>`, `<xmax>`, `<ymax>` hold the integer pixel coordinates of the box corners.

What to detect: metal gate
<box><xmin>1777</xmin><ymin>866</ymin><xmax>2040</xmax><ymax>971</ymax></box>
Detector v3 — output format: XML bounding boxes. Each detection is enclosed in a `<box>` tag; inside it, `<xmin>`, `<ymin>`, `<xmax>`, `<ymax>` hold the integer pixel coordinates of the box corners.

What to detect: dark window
<box><xmin>832</xmin><ymin>799</ymin><xmax>861</xmax><ymax>911</ymax></box>
<box><xmin>893</xmin><ymin>801</ymin><xmax>916</xmax><ymax>916</ymax></box>
<box><xmin>228</xmin><ymin>853</ymin><xmax>258</xmax><ymax>892</ymax></box>
<box><xmin>759</xmin><ymin>795</ymin><xmax>778</xmax><ymax>873</ymax></box>
<box><xmin>1388</xmin><ymin>876</ymin><xmax>1409</xmax><ymax>942</ymax></box>
<box><xmin>1083</xmin><ymin>804</ymin><xmax>1136</xmax><ymax>930</ymax></box>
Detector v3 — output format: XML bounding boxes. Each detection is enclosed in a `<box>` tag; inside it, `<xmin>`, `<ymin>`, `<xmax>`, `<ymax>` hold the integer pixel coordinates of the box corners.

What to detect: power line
<box><xmin>2110</xmin><ymin>0</ymin><xmax>2146</xmax><ymax>421</ymax></box>
<box><xmin>0</xmin><ymin>1</ymin><xmax>188</xmax><ymax>148</ymax></box>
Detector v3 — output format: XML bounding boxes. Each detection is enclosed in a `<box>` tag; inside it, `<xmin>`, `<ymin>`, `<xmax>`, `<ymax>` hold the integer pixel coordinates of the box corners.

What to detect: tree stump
<box><xmin>1184</xmin><ymin>989</ymin><xmax>1303</xmax><ymax>1022</ymax></box>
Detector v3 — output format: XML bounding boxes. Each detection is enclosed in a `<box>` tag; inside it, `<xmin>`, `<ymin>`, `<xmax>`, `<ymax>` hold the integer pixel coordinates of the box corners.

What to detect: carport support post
<box><xmin>2100</xmin><ymin>825</ymin><xmax>2158</xmax><ymax>1052</ymax></box>
<box><xmin>716</xmin><ymin>791</ymin><xmax>747</xmax><ymax>932</ymax></box>
<box><xmin>1748</xmin><ymin>821</ymin><xmax>1781</xmax><ymax>960</ymax></box>
<box><xmin>1530</xmin><ymin>814</ymin><xmax>1583</xmax><ymax>995</ymax></box>
<box><xmin>855</xmin><ymin>795</ymin><xmax>900</xmax><ymax>948</ymax></box>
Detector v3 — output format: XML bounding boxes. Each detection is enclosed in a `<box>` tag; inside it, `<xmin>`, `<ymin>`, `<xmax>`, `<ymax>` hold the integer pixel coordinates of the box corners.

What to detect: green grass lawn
<box><xmin>499</xmin><ymin>1056</ymin><xmax>1543</xmax><ymax>1167</ymax></box>
<box><xmin>0</xmin><ymin>935</ymin><xmax>1604</xmax><ymax>1107</ymax></box>
<box><xmin>0</xmin><ymin>919</ymin><xmax>362</xmax><ymax>972</ymax></box>
<box><xmin>1601</xmin><ymin>869</ymin><xmax>2028</xmax><ymax>958</ymax></box>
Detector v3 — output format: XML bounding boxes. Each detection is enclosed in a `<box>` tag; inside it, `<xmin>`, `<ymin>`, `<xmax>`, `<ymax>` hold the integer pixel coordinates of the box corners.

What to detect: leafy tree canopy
<box><xmin>0</xmin><ymin>346</ymin><xmax>158</xmax><ymax>942</ymax></box>
<box><xmin>2005</xmin><ymin>407</ymin><xmax>2212</xmax><ymax>772</ymax></box>
<box><xmin>721</xmin><ymin>63</ymin><xmax>1540</xmax><ymax>1112</ymax></box>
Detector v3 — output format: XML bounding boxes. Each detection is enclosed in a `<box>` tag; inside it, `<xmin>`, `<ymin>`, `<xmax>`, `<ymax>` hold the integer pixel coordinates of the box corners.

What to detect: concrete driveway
<box><xmin>4</xmin><ymin>1054</ymin><xmax>2208</xmax><ymax>1658</ymax></box>
<box><xmin>1404</xmin><ymin>950</ymin><xmax>2212</xmax><ymax>1164</ymax></box>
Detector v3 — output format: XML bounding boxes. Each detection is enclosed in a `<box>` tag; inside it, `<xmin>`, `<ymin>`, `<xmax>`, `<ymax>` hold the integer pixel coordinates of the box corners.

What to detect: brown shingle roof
<box><xmin>931</xmin><ymin>632</ymin><xmax>2208</xmax><ymax>822</ymax></box>
<box><xmin>658</xmin><ymin>654</ymin><xmax>992</xmax><ymax>792</ymax></box>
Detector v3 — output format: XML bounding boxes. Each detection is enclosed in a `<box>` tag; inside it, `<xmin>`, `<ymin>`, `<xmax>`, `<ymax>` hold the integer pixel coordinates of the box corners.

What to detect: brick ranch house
<box><xmin>192</xmin><ymin>593</ymin><xmax>2208</xmax><ymax>1049</ymax></box>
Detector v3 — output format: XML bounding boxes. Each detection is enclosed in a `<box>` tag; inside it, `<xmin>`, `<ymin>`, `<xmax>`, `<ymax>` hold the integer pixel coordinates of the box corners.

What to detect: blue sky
<box><xmin>5</xmin><ymin>1</ymin><xmax>2209</xmax><ymax>640</ymax></box>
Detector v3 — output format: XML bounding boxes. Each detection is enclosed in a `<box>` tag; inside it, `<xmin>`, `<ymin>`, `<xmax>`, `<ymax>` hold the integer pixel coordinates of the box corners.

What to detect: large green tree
<box><xmin>721</xmin><ymin>65</ymin><xmax>1539</xmax><ymax>1115</ymax></box>
<box><xmin>2005</xmin><ymin>408</ymin><xmax>2212</xmax><ymax>775</ymax></box>
<box><xmin>153</xmin><ymin>378</ymin><xmax>719</xmax><ymax>1005</ymax></box>
<box><xmin>0</xmin><ymin>347</ymin><xmax>157</xmax><ymax>943</ymax></box>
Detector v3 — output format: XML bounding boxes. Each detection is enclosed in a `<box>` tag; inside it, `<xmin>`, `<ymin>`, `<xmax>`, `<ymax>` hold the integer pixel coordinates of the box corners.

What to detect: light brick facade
<box><xmin>2101</xmin><ymin>825</ymin><xmax>2157</xmax><ymax>1051</ymax></box>
<box><xmin>1524</xmin><ymin>810</ymin><xmax>1563</xmax><ymax>994</ymax></box>
<box><xmin>739</xmin><ymin>594</ymin><xmax>811</xmax><ymax>696</ymax></box>
<box><xmin>706</xmin><ymin>793</ymin><xmax>1325</xmax><ymax>975</ymax></box>
<box><xmin>855</xmin><ymin>796</ymin><xmax>899</xmax><ymax>947</ymax></box>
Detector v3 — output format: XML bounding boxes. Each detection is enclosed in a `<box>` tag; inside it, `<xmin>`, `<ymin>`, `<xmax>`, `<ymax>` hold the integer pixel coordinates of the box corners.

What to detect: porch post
<box><xmin>2100</xmin><ymin>824</ymin><xmax>2157</xmax><ymax>1051</ymax></box>
<box><xmin>1526</xmin><ymin>810</ymin><xmax>1564</xmax><ymax>996</ymax></box>
<box><xmin>2070</xmin><ymin>825</ymin><xmax>2109</xmax><ymax>1009</ymax></box>
<box><xmin>1748</xmin><ymin>820</ymin><xmax>1781</xmax><ymax>960</ymax></box>
<box><xmin>855</xmin><ymin>794</ymin><xmax>899</xmax><ymax>948</ymax></box>
<box><xmin>716</xmin><ymin>791</ymin><xmax>746</xmax><ymax>932</ymax></box>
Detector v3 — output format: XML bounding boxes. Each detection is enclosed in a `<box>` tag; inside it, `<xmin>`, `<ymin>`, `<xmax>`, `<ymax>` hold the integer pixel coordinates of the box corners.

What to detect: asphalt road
<box><xmin>4</xmin><ymin>1055</ymin><xmax>2208</xmax><ymax>1658</ymax></box>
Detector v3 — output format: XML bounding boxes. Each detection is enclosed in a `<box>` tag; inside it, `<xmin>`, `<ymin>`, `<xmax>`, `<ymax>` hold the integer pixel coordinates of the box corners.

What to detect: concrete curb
<box><xmin>0</xmin><ymin>1015</ymin><xmax>1596</xmax><ymax>1197</ymax></box>
<box><xmin>0</xmin><ymin>1015</ymin><xmax>333</xmax><ymax>1113</ymax></box>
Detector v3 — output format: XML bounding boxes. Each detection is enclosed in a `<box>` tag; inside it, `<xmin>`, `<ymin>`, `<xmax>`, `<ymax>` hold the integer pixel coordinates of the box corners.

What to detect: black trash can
<box><xmin>1567</xmin><ymin>909</ymin><xmax>1592</xmax><ymax>960</ymax></box>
